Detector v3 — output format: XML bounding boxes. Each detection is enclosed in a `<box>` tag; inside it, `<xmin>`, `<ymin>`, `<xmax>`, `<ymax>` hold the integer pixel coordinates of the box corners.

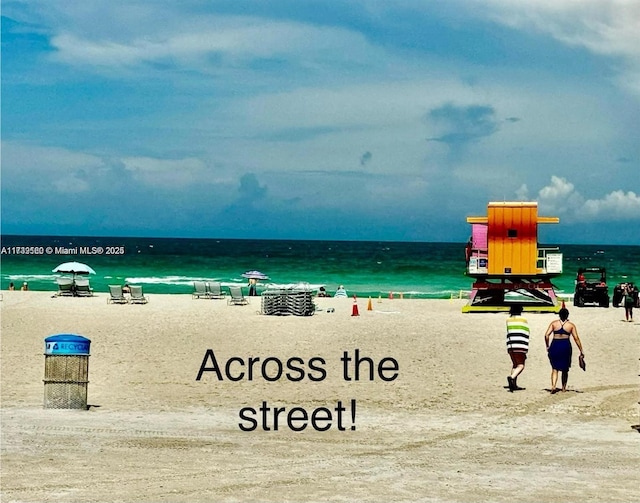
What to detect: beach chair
<box><xmin>108</xmin><ymin>285</ymin><xmax>129</xmax><ymax>304</ymax></box>
<box><xmin>192</xmin><ymin>281</ymin><xmax>208</xmax><ymax>299</ymax></box>
<box><xmin>74</xmin><ymin>278</ymin><xmax>94</xmax><ymax>297</ymax></box>
<box><xmin>129</xmin><ymin>285</ymin><xmax>148</xmax><ymax>304</ymax></box>
<box><xmin>206</xmin><ymin>281</ymin><xmax>226</xmax><ymax>299</ymax></box>
<box><xmin>55</xmin><ymin>277</ymin><xmax>75</xmax><ymax>297</ymax></box>
<box><xmin>227</xmin><ymin>285</ymin><xmax>249</xmax><ymax>306</ymax></box>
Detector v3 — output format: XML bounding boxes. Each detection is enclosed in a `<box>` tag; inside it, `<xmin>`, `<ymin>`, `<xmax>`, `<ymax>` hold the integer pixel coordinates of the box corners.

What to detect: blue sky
<box><xmin>2</xmin><ymin>1</ymin><xmax>639</xmax><ymax>244</ymax></box>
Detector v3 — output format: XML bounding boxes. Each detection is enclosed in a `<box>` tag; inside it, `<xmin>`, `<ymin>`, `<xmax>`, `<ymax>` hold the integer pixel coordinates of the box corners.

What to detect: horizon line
<box><xmin>1</xmin><ymin>232</ymin><xmax>637</xmax><ymax>248</ymax></box>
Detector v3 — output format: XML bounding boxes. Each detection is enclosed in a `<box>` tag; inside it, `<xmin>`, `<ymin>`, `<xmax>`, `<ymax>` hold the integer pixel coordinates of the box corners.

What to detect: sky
<box><xmin>1</xmin><ymin>0</ymin><xmax>639</xmax><ymax>245</ymax></box>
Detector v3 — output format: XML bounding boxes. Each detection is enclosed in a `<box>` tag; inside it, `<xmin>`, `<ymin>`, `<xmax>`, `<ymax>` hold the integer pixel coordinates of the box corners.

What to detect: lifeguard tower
<box><xmin>463</xmin><ymin>201</ymin><xmax>563</xmax><ymax>313</ymax></box>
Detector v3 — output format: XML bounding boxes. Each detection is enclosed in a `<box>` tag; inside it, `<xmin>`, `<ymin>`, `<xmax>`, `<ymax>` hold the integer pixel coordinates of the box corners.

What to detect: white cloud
<box><xmin>478</xmin><ymin>0</ymin><xmax>640</xmax><ymax>94</ymax></box>
<box><xmin>539</xmin><ymin>175</ymin><xmax>575</xmax><ymax>200</ymax></box>
<box><xmin>2</xmin><ymin>2</ymin><xmax>638</xmax><ymax>242</ymax></box>
<box><xmin>582</xmin><ymin>190</ymin><xmax>640</xmax><ymax>219</ymax></box>
<box><xmin>537</xmin><ymin>175</ymin><xmax>640</xmax><ymax>222</ymax></box>
<box><xmin>479</xmin><ymin>0</ymin><xmax>640</xmax><ymax>57</ymax></box>
<box><xmin>1</xmin><ymin>141</ymin><xmax>105</xmax><ymax>194</ymax></box>
<box><xmin>1</xmin><ymin>141</ymin><xmax>215</xmax><ymax>194</ymax></box>
<box><xmin>51</xmin><ymin>33</ymin><xmax>151</xmax><ymax>68</ymax></box>
<box><xmin>238</xmin><ymin>79</ymin><xmax>471</xmax><ymax>130</ymax></box>
<box><xmin>49</xmin><ymin>17</ymin><xmax>373</xmax><ymax>73</ymax></box>
<box><xmin>122</xmin><ymin>156</ymin><xmax>208</xmax><ymax>188</ymax></box>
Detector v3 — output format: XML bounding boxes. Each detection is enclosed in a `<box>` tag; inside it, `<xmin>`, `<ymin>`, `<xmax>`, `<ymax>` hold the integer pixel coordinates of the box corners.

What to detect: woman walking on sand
<box><xmin>544</xmin><ymin>307</ymin><xmax>585</xmax><ymax>394</ymax></box>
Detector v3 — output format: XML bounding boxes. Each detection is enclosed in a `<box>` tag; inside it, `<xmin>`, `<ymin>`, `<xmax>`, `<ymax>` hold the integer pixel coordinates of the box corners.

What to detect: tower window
<box><xmin>507</xmin><ymin>229</ymin><xmax>518</xmax><ymax>238</ymax></box>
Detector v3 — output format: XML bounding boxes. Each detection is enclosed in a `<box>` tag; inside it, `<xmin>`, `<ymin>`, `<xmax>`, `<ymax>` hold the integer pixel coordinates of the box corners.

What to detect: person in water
<box><xmin>544</xmin><ymin>307</ymin><xmax>585</xmax><ymax>393</ymax></box>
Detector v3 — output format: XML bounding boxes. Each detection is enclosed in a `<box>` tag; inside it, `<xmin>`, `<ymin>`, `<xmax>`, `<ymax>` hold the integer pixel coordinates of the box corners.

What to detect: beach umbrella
<box><xmin>53</xmin><ymin>261</ymin><xmax>96</xmax><ymax>277</ymax></box>
<box><xmin>241</xmin><ymin>270</ymin><xmax>270</xmax><ymax>280</ymax></box>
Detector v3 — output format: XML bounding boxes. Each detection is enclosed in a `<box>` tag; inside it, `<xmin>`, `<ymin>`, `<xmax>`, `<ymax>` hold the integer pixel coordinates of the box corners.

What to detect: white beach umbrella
<box><xmin>52</xmin><ymin>261</ymin><xmax>96</xmax><ymax>277</ymax></box>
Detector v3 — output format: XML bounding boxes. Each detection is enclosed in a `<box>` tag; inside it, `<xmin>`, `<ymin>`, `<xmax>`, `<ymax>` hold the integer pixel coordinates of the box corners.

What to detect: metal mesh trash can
<box><xmin>43</xmin><ymin>334</ymin><xmax>91</xmax><ymax>409</ymax></box>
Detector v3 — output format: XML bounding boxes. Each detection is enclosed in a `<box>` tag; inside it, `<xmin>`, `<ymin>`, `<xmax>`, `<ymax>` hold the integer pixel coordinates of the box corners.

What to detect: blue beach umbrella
<box><xmin>241</xmin><ymin>270</ymin><xmax>269</xmax><ymax>280</ymax></box>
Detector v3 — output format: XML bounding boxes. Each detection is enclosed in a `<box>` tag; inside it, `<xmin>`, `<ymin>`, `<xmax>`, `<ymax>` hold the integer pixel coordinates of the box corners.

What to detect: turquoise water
<box><xmin>1</xmin><ymin>235</ymin><xmax>638</xmax><ymax>299</ymax></box>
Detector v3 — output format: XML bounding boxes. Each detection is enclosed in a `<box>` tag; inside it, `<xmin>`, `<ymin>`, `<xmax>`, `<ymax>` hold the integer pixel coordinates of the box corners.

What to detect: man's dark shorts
<box><xmin>509</xmin><ymin>350</ymin><xmax>527</xmax><ymax>367</ymax></box>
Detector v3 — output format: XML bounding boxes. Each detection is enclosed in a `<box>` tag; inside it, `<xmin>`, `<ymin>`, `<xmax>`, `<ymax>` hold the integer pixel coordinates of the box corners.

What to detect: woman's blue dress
<box><xmin>548</xmin><ymin>338</ymin><xmax>572</xmax><ymax>371</ymax></box>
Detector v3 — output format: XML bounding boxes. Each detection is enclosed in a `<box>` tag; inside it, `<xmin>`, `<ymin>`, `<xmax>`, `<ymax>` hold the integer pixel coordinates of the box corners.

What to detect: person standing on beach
<box><xmin>506</xmin><ymin>305</ymin><xmax>530</xmax><ymax>392</ymax></box>
<box><xmin>623</xmin><ymin>283</ymin><xmax>636</xmax><ymax>322</ymax></box>
<box><xmin>248</xmin><ymin>278</ymin><xmax>257</xmax><ymax>296</ymax></box>
<box><xmin>544</xmin><ymin>307</ymin><xmax>585</xmax><ymax>393</ymax></box>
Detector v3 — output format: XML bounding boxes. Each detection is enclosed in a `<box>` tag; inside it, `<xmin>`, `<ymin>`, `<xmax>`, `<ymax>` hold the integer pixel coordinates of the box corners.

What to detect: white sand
<box><xmin>1</xmin><ymin>291</ymin><xmax>639</xmax><ymax>502</ymax></box>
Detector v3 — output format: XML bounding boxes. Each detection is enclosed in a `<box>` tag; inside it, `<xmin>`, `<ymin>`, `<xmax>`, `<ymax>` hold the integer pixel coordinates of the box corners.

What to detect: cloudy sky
<box><xmin>2</xmin><ymin>0</ymin><xmax>639</xmax><ymax>245</ymax></box>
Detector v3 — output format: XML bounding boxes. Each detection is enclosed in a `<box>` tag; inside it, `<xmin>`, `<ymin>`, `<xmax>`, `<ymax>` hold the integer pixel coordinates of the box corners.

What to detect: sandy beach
<box><xmin>1</xmin><ymin>290</ymin><xmax>638</xmax><ymax>502</ymax></box>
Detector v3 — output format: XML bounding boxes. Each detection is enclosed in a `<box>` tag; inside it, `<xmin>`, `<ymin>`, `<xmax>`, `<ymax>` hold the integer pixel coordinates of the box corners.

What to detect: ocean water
<box><xmin>1</xmin><ymin>235</ymin><xmax>638</xmax><ymax>299</ymax></box>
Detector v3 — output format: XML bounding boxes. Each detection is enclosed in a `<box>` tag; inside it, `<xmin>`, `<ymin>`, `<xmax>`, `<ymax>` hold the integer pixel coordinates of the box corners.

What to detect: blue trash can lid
<box><xmin>45</xmin><ymin>334</ymin><xmax>91</xmax><ymax>355</ymax></box>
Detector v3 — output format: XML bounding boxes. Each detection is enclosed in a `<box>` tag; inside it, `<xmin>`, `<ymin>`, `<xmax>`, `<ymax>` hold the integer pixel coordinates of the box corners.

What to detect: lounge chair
<box><xmin>227</xmin><ymin>285</ymin><xmax>249</xmax><ymax>305</ymax></box>
<box><xmin>55</xmin><ymin>278</ymin><xmax>75</xmax><ymax>297</ymax></box>
<box><xmin>74</xmin><ymin>278</ymin><xmax>94</xmax><ymax>297</ymax></box>
<box><xmin>206</xmin><ymin>281</ymin><xmax>226</xmax><ymax>299</ymax></box>
<box><xmin>129</xmin><ymin>285</ymin><xmax>148</xmax><ymax>304</ymax></box>
<box><xmin>192</xmin><ymin>281</ymin><xmax>208</xmax><ymax>299</ymax></box>
<box><xmin>108</xmin><ymin>285</ymin><xmax>129</xmax><ymax>304</ymax></box>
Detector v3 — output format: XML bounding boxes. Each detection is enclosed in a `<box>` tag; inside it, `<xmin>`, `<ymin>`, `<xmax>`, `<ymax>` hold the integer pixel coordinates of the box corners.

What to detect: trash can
<box><xmin>43</xmin><ymin>334</ymin><xmax>91</xmax><ymax>409</ymax></box>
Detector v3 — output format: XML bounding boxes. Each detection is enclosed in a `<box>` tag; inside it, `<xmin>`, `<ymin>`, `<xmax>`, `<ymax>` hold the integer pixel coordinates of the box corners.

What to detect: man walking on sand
<box><xmin>506</xmin><ymin>304</ymin><xmax>530</xmax><ymax>392</ymax></box>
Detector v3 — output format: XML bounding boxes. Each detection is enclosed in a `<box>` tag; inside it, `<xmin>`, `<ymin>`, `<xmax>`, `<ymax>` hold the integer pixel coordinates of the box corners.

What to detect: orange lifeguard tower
<box><xmin>463</xmin><ymin>201</ymin><xmax>563</xmax><ymax>312</ymax></box>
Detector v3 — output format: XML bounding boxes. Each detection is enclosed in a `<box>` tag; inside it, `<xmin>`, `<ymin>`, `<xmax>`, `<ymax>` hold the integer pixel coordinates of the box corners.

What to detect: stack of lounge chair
<box><xmin>261</xmin><ymin>287</ymin><xmax>315</xmax><ymax>316</ymax></box>
<box><xmin>260</xmin><ymin>289</ymin><xmax>287</xmax><ymax>314</ymax></box>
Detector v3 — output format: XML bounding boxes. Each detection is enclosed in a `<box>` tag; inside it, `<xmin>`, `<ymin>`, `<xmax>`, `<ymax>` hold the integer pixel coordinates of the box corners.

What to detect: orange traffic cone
<box><xmin>367</xmin><ymin>297</ymin><xmax>373</xmax><ymax>311</ymax></box>
<box><xmin>352</xmin><ymin>295</ymin><xmax>360</xmax><ymax>316</ymax></box>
